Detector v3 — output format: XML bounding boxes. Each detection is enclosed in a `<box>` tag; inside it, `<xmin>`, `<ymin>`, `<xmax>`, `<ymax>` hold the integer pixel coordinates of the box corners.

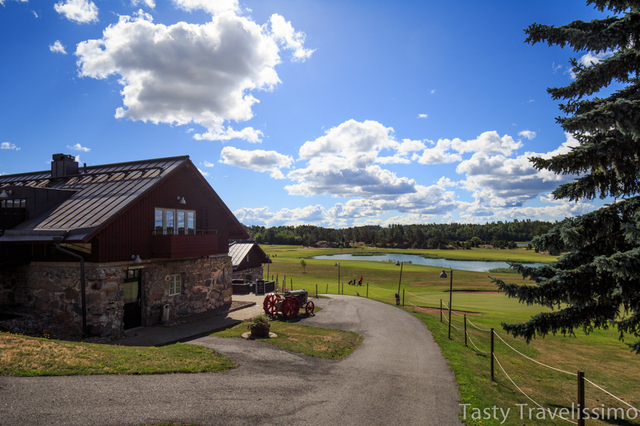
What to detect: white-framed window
<box><xmin>1</xmin><ymin>198</ymin><xmax>26</xmax><ymax>208</ymax></box>
<box><xmin>169</xmin><ymin>274</ymin><xmax>181</xmax><ymax>295</ymax></box>
<box><xmin>155</xmin><ymin>208</ymin><xmax>195</xmax><ymax>235</ymax></box>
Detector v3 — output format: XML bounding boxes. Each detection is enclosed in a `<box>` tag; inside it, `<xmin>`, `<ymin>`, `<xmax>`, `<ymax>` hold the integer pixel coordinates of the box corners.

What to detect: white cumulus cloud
<box><xmin>1</xmin><ymin>142</ymin><xmax>20</xmax><ymax>150</ymax></box>
<box><xmin>299</xmin><ymin>119</ymin><xmax>397</xmax><ymax>160</ymax></box>
<box><xmin>54</xmin><ymin>0</ymin><xmax>98</xmax><ymax>24</ymax></box>
<box><xmin>234</xmin><ymin>206</ymin><xmax>274</xmax><ymax>226</ymax></box>
<box><xmin>220</xmin><ymin>146</ymin><xmax>293</xmax><ymax>179</ymax></box>
<box><xmin>579</xmin><ymin>51</ymin><xmax>614</xmax><ymax>67</ymax></box>
<box><xmin>286</xmin><ymin>160</ymin><xmax>416</xmax><ymax>198</ymax></box>
<box><xmin>269</xmin><ymin>14</ymin><xmax>315</xmax><ymax>61</ymax></box>
<box><xmin>451</xmin><ymin>131</ymin><xmax>522</xmax><ymax>156</ymax></box>
<box><xmin>518</xmin><ymin>130</ymin><xmax>536</xmax><ymax>140</ymax></box>
<box><xmin>171</xmin><ymin>0</ymin><xmax>238</xmax><ymax>15</ymax></box>
<box><xmin>132</xmin><ymin>0</ymin><xmax>155</xmax><ymax>8</ymax></box>
<box><xmin>49</xmin><ymin>40</ymin><xmax>67</xmax><ymax>54</ymax></box>
<box><xmin>0</xmin><ymin>0</ymin><xmax>28</xmax><ymax>5</ymax></box>
<box><xmin>67</xmin><ymin>143</ymin><xmax>90</xmax><ymax>152</ymax></box>
<box><xmin>75</xmin><ymin>9</ymin><xmax>311</xmax><ymax>142</ymax></box>
<box><xmin>455</xmin><ymin>133</ymin><xmax>579</xmax><ymax>211</ymax></box>
<box><xmin>414</xmin><ymin>139</ymin><xmax>462</xmax><ymax>164</ymax></box>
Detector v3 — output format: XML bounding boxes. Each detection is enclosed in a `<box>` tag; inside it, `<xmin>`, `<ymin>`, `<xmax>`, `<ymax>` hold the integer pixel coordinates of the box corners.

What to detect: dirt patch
<box><xmin>410</xmin><ymin>306</ymin><xmax>482</xmax><ymax>316</ymax></box>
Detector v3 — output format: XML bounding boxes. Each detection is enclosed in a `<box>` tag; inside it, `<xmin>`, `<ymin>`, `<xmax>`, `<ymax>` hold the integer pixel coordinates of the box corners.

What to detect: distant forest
<box><xmin>243</xmin><ymin>220</ymin><xmax>554</xmax><ymax>250</ymax></box>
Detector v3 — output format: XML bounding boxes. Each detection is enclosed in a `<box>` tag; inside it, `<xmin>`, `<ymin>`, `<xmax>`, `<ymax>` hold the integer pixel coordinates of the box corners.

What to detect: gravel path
<box><xmin>0</xmin><ymin>295</ymin><xmax>462</xmax><ymax>425</ymax></box>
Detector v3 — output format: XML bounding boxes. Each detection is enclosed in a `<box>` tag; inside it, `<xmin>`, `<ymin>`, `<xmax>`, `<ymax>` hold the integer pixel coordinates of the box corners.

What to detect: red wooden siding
<box><xmin>150</xmin><ymin>234</ymin><xmax>220</xmax><ymax>258</ymax></box>
<box><xmin>89</xmin><ymin>163</ymin><xmax>237</xmax><ymax>263</ymax></box>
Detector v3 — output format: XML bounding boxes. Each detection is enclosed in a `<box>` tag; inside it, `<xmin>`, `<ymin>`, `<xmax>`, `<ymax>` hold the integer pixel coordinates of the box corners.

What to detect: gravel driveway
<box><xmin>0</xmin><ymin>295</ymin><xmax>462</xmax><ymax>425</ymax></box>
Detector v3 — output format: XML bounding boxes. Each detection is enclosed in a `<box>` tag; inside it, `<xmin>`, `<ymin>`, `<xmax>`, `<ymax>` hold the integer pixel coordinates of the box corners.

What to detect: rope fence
<box><xmin>326</xmin><ymin>282</ymin><xmax>639</xmax><ymax>422</ymax></box>
<box><xmin>440</xmin><ymin>310</ymin><xmax>463</xmax><ymax>331</ymax></box>
<box><xmin>466</xmin><ymin>317</ymin><xmax>491</xmax><ymax>332</ymax></box>
<box><xmin>466</xmin><ymin>333</ymin><xmax>490</xmax><ymax>354</ymax></box>
<box><xmin>493</xmin><ymin>353</ymin><xmax>579</xmax><ymax>425</ymax></box>
<box><xmin>492</xmin><ymin>331</ymin><xmax>577</xmax><ymax>377</ymax></box>
<box><xmin>398</xmin><ymin>292</ymin><xmax>639</xmax><ymax>424</ymax></box>
<box><xmin>584</xmin><ymin>377</ymin><xmax>640</xmax><ymax>413</ymax></box>
<box><xmin>441</xmin><ymin>300</ymin><xmax>465</xmax><ymax>316</ymax></box>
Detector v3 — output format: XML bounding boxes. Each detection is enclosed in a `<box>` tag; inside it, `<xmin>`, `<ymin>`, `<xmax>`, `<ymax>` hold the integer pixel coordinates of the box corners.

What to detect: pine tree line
<box><xmin>242</xmin><ymin>219</ymin><xmax>553</xmax><ymax>249</ymax></box>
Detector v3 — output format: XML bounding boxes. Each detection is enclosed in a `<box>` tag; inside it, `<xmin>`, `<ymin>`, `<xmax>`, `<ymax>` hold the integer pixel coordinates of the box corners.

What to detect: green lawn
<box><xmin>263</xmin><ymin>244</ymin><xmax>640</xmax><ymax>426</ymax></box>
<box><xmin>0</xmin><ymin>332</ymin><xmax>237</xmax><ymax>376</ymax></box>
<box><xmin>212</xmin><ymin>319</ymin><xmax>362</xmax><ymax>359</ymax></box>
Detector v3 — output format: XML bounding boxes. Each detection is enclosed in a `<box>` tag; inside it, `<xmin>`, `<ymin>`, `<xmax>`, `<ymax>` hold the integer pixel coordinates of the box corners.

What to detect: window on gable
<box><xmin>187</xmin><ymin>211</ymin><xmax>195</xmax><ymax>234</ymax></box>
<box><xmin>166</xmin><ymin>210</ymin><xmax>174</xmax><ymax>234</ymax></box>
<box><xmin>155</xmin><ymin>209</ymin><xmax>163</xmax><ymax>234</ymax></box>
<box><xmin>177</xmin><ymin>210</ymin><xmax>185</xmax><ymax>234</ymax></box>
<box><xmin>1</xmin><ymin>199</ymin><xmax>25</xmax><ymax>208</ymax></box>
<box><xmin>154</xmin><ymin>208</ymin><xmax>195</xmax><ymax>235</ymax></box>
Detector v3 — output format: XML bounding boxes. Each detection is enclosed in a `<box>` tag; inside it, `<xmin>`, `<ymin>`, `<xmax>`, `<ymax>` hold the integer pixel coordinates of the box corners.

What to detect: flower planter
<box><xmin>250</xmin><ymin>325</ymin><xmax>270</xmax><ymax>338</ymax></box>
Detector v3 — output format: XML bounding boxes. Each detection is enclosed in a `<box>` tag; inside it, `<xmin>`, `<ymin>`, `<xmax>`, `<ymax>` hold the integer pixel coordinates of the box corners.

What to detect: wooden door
<box><xmin>123</xmin><ymin>269</ymin><xmax>142</xmax><ymax>329</ymax></box>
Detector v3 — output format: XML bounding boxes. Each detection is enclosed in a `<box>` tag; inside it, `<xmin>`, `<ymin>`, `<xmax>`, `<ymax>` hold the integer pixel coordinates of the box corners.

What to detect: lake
<box><xmin>311</xmin><ymin>253</ymin><xmax>547</xmax><ymax>272</ymax></box>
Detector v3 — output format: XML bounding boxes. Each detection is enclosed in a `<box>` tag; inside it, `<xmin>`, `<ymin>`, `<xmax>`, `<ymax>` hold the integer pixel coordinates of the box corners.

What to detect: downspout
<box><xmin>52</xmin><ymin>236</ymin><xmax>87</xmax><ymax>337</ymax></box>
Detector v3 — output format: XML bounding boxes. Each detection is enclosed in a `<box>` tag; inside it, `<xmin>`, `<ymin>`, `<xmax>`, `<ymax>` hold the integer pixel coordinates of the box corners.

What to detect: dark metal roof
<box><xmin>229</xmin><ymin>242</ymin><xmax>255</xmax><ymax>267</ymax></box>
<box><xmin>0</xmin><ymin>156</ymin><xmax>189</xmax><ymax>242</ymax></box>
<box><xmin>228</xmin><ymin>242</ymin><xmax>269</xmax><ymax>268</ymax></box>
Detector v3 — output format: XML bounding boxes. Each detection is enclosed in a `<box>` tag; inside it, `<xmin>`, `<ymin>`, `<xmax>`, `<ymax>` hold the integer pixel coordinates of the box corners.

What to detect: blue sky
<box><xmin>0</xmin><ymin>0</ymin><xmax>613</xmax><ymax>227</ymax></box>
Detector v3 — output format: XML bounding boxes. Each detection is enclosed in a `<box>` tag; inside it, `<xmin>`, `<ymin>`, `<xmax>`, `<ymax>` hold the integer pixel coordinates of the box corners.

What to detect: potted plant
<box><xmin>247</xmin><ymin>315</ymin><xmax>271</xmax><ymax>338</ymax></box>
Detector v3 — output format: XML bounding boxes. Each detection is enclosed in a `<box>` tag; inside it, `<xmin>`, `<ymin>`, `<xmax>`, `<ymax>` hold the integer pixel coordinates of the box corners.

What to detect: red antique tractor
<box><xmin>263</xmin><ymin>289</ymin><xmax>315</xmax><ymax>318</ymax></box>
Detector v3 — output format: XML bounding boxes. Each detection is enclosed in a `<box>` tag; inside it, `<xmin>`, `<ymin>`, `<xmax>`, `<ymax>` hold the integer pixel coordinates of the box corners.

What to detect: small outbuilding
<box><xmin>228</xmin><ymin>241</ymin><xmax>270</xmax><ymax>282</ymax></box>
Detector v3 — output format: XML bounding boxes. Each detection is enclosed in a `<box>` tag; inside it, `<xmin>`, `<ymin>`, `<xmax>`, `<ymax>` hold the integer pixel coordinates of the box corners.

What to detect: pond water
<box><xmin>311</xmin><ymin>253</ymin><xmax>547</xmax><ymax>272</ymax></box>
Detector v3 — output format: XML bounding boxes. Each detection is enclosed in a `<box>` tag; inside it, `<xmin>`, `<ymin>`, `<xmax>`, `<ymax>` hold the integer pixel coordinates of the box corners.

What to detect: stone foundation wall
<box><xmin>0</xmin><ymin>254</ymin><xmax>232</xmax><ymax>337</ymax></box>
<box><xmin>230</xmin><ymin>266</ymin><xmax>264</xmax><ymax>282</ymax></box>
<box><xmin>0</xmin><ymin>263</ymin><xmax>28</xmax><ymax>305</ymax></box>
<box><xmin>143</xmin><ymin>255</ymin><xmax>231</xmax><ymax>326</ymax></box>
<box><xmin>0</xmin><ymin>262</ymin><xmax>126</xmax><ymax>337</ymax></box>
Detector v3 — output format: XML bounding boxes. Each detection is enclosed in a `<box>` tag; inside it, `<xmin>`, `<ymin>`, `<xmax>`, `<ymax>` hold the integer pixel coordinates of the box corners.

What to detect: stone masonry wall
<box><xmin>0</xmin><ymin>254</ymin><xmax>232</xmax><ymax>337</ymax></box>
<box><xmin>0</xmin><ymin>262</ymin><xmax>125</xmax><ymax>337</ymax></box>
<box><xmin>230</xmin><ymin>266</ymin><xmax>264</xmax><ymax>282</ymax></box>
<box><xmin>143</xmin><ymin>255</ymin><xmax>232</xmax><ymax>326</ymax></box>
<box><xmin>0</xmin><ymin>263</ymin><xmax>28</xmax><ymax>305</ymax></box>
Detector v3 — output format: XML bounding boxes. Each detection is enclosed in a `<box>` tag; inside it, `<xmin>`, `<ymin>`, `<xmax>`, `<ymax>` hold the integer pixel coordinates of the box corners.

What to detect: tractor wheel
<box><xmin>289</xmin><ymin>297</ymin><xmax>301</xmax><ymax>317</ymax></box>
<box><xmin>280</xmin><ymin>298</ymin><xmax>292</xmax><ymax>318</ymax></box>
<box><xmin>282</xmin><ymin>297</ymin><xmax>300</xmax><ymax>319</ymax></box>
<box><xmin>305</xmin><ymin>301</ymin><xmax>315</xmax><ymax>315</ymax></box>
<box><xmin>263</xmin><ymin>293</ymin><xmax>280</xmax><ymax>315</ymax></box>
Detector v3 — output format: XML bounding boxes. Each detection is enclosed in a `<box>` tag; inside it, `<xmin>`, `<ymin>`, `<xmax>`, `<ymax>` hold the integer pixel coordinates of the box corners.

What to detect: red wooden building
<box><xmin>0</xmin><ymin>154</ymin><xmax>248</xmax><ymax>337</ymax></box>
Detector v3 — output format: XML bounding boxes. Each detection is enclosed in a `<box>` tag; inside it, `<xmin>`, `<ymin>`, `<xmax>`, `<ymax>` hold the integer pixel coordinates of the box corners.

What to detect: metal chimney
<box><xmin>51</xmin><ymin>153</ymin><xmax>79</xmax><ymax>178</ymax></box>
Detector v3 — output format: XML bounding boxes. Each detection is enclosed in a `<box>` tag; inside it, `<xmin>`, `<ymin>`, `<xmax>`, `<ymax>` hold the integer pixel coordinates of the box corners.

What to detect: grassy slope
<box><xmin>263</xmin><ymin>245</ymin><xmax>640</xmax><ymax>426</ymax></box>
<box><xmin>0</xmin><ymin>332</ymin><xmax>237</xmax><ymax>376</ymax></box>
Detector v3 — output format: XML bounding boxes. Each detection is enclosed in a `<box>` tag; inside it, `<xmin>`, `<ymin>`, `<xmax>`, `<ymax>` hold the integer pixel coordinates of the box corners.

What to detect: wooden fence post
<box><xmin>316</xmin><ymin>284</ymin><xmax>318</xmax><ymax>298</ymax></box>
<box><xmin>577</xmin><ymin>371</ymin><xmax>585</xmax><ymax>426</ymax></box>
<box><xmin>440</xmin><ymin>299</ymin><xmax>443</xmax><ymax>323</ymax></box>
<box><xmin>490</xmin><ymin>328</ymin><xmax>494</xmax><ymax>381</ymax></box>
<box><xmin>366</xmin><ymin>282</ymin><xmax>369</xmax><ymax>298</ymax></box>
<box><xmin>402</xmin><ymin>289</ymin><xmax>405</xmax><ymax>307</ymax></box>
<box><xmin>464</xmin><ymin>315</ymin><xmax>467</xmax><ymax>347</ymax></box>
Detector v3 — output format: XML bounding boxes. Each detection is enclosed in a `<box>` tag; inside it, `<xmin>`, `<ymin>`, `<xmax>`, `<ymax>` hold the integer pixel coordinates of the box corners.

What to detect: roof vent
<box><xmin>51</xmin><ymin>153</ymin><xmax>78</xmax><ymax>178</ymax></box>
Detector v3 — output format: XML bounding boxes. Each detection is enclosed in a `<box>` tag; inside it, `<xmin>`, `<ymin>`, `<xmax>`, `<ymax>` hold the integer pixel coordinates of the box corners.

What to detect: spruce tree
<box><xmin>493</xmin><ymin>0</ymin><xmax>640</xmax><ymax>353</ymax></box>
